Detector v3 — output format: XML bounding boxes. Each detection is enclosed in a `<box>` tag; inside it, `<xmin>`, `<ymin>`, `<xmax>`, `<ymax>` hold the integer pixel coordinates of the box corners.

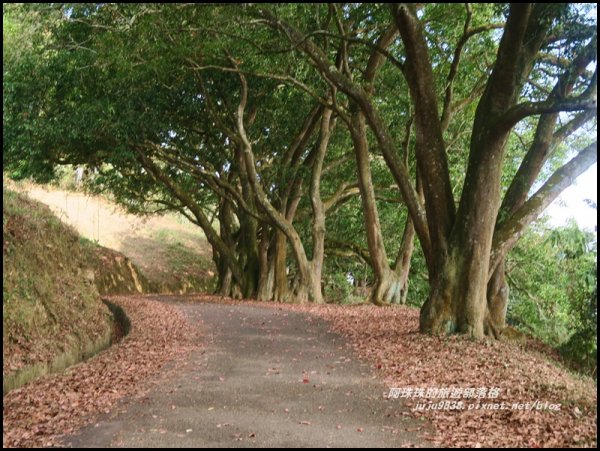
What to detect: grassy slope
<box><xmin>87</xmin><ymin>243</ymin><xmax>152</xmax><ymax>296</ymax></box>
<box><xmin>3</xmin><ymin>188</ymin><xmax>113</xmax><ymax>383</ymax></box>
<box><xmin>9</xmin><ymin>180</ymin><xmax>215</xmax><ymax>294</ymax></box>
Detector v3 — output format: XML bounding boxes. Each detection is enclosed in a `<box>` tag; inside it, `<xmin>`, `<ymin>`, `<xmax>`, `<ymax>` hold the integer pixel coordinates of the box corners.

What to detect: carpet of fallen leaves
<box><xmin>4</xmin><ymin>294</ymin><xmax>596</xmax><ymax>448</ymax></box>
<box><xmin>311</xmin><ymin>305</ymin><xmax>597</xmax><ymax>448</ymax></box>
<box><xmin>2</xmin><ymin>296</ymin><xmax>200</xmax><ymax>448</ymax></box>
<box><xmin>184</xmin><ymin>295</ymin><xmax>597</xmax><ymax>448</ymax></box>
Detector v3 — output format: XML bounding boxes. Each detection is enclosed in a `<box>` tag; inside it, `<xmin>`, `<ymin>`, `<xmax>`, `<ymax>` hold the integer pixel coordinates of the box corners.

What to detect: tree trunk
<box><xmin>287</xmin><ymin>260</ymin><xmax>322</xmax><ymax>305</ymax></box>
<box><xmin>370</xmin><ymin>270</ymin><xmax>403</xmax><ymax>305</ymax></box>
<box><xmin>273</xmin><ymin>230</ymin><xmax>289</xmax><ymax>301</ymax></box>
<box><xmin>257</xmin><ymin>226</ymin><xmax>274</xmax><ymax>301</ymax></box>
<box><xmin>487</xmin><ymin>260</ymin><xmax>509</xmax><ymax>331</ymax></box>
<box><xmin>241</xmin><ymin>250</ymin><xmax>259</xmax><ymax>299</ymax></box>
<box><xmin>216</xmin><ymin>263</ymin><xmax>233</xmax><ymax>297</ymax></box>
<box><xmin>309</xmin><ymin>266</ymin><xmax>324</xmax><ymax>304</ymax></box>
<box><xmin>420</xmin><ymin>244</ymin><xmax>488</xmax><ymax>339</ymax></box>
<box><xmin>393</xmin><ymin>216</ymin><xmax>416</xmax><ymax>305</ymax></box>
<box><xmin>419</xmin><ymin>4</ymin><xmax>550</xmax><ymax>338</ymax></box>
<box><xmin>257</xmin><ymin>260</ymin><xmax>275</xmax><ymax>301</ymax></box>
<box><xmin>350</xmin><ymin>106</ymin><xmax>394</xmax><ymax>305</ymax></box>
<box><xmin>306</xmin><ymin>106</ymin><xmax>332</xmax><ymax>305</ymax></box>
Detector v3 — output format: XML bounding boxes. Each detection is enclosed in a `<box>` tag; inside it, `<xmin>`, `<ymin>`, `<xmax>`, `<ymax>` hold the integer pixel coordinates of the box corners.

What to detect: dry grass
<box><xmin>6</xmin><ymin>180</ymin><xmax>215</xmax><ymax>293</ymax></box>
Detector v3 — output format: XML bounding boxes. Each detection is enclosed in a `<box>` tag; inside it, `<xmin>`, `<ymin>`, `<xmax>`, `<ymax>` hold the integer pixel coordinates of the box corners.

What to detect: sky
<box><xmin>545</xmin><ymin>163</ymin><xmax>597</xmax><ymax>232</ymax></box>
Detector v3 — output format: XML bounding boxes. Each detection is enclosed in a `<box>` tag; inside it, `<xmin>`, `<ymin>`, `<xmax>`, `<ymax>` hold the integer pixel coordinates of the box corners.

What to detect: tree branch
<box><xmin>229</xmin><ymin>57</ymin><xmax>312</xmax><ymax>277</ymax></box>
<box><xmin>491</xmin><ymin>141</ymin><xmax>597</xmax><ymax>275</ymax></box>
<box><xmin>500</xmin><ymin>67</ymin><xmax>597</xmax><ymax>130</ymax></box>
<box><xmin>323</xmin><ymin>182</ymin><xmax>361</xmax><ymax>213</ymax></box>
<box><xmin>440</xmin><ymin>3</ymin><xmax>472</xmax><ymax>132</ymax></box>
<box><xmin>257</xmin><ymin>7</ymin><xmax>431</xmax><ymax>264</ymax></box>
<box><xmin>325</xmin><ymin>239</ymin><xmax>371</xmax><ymax>264</ymax></box>
<box><xmin>133</xmin><ymin>146</ymin><xmax>244</xmax><ymax>286</ymax></box>
<box><xmin>392</xmin><ymin>2</ymin><xmax>455</xmax><ymax>257</ymax></box>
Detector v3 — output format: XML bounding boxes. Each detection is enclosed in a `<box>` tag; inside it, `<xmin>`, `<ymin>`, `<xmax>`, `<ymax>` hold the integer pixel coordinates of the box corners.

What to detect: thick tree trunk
<box><xmin>309</xmin><ymin>265</ymin><xmax>324</xmax><ymax>304</ymax></box>
<box><xmin>236</xmin><ymin>223</ymin><xmax>259</xmax><ymax>299</ymax></box>
<box><xmin>368</xmin><ymin>217</ymin><xmax>416</xmax><ymax>306</ymax></box>
<box><xmin>420</xmin><ymin>244</ymin><xmax>489</xmax><ymax>339</ymax></box>
<box><xmin>419</xmin><ymin>267</ymin><xmax>457</xmax><ymax>336</ymax></box>
<box><xmin>257</xmin><ymin>260</ymin><xmax>275</xmax><ymax>301</ymax></box>
<box><xmin>350</xmin><ymin>106</ymin><xmax>394</xmax><ymax>305</ymax></box>
<box><xmin>420</xmin><ymin>146</ymin><xmax>504</xmax><ymax>338</ymax></box>
<box><xmin>216</xmin><ymin>265</ymin><xmax>233</xmax><ymax>297</ymax></box>
<box><xmin>234</xmin><ymin>69</ymin><xmax>328</xmax><ymax>305</ymax></box>
<box><xmin>257</xmin><ymin>226</ymin><xmax>274</xmax><ymax>301</ymax></box>
<box><xmin>370</xmin><ymin>270</ymin><xmax>404</xmax><ymax>305</ymax></box>
<box><xmin>350</xmin><ymin>105</ymin><xmax>418</xmax><ymax>306</ymax></box>
<box><xmin>288</xmin><ymin>261</ymin><xmax>322</xmax><ymax>304</ymax></box>
<box><xmin>283</xmin><ymin>256</ymin><xmax>311</xmax><ymax>304</ymax></box>
<box><xmin>306</xmin><ymin>106</ymin><xmax>332</xmax><ymax>305</ymax></box>
<box><xmin>241</xmin><ymin>250</ymin><xmax>259</xmax><ymax>299</ymax></box>
<box><xmin>419</xmin><ymin>5</ymin><xmax>550</xmax><ymax>338</ymax></box>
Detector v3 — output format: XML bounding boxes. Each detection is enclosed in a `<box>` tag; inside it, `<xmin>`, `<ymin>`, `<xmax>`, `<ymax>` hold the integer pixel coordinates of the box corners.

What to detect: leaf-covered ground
<box><xmin>2</xmin><ymin>296</ymin><xmax>201</xmax><ymax>448</ymax></box>
<box><xmin>179</xmin><ymin>296</ymin><xmax>597</xmax><ymax>448</ymax></box>
<box><xmin>295</xmin><ymin>304</ymin><xmax>596</xmax><ymax>447</ymax></box>
<box><xmin>3</xmin><ymin>295</ymin><xmax>596</xmax><ymax>448</ymax></box>
<box><xmin>309</xmin><ymin>304</ymin><xmax>597</xmax><ymax>448</ymax></box>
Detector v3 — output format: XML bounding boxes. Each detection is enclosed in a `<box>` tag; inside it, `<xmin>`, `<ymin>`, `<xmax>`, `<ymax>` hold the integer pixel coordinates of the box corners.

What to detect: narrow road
<box><xmin>65</xmin><ymin>296</ymin><xmax>429</xmax><ymax>447</ymax></box>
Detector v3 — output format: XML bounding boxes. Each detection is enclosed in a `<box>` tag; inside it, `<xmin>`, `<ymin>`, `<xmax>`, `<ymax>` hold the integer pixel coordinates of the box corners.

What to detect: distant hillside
<box><xmin>8</xmin><ymin>180</ymin><xmax>215</xmax><ymax>294</ymax></box>
<box><xmin>2</xmin><ymin>188</ymin><xmax>146</xmax><ymax>393</ymax></box>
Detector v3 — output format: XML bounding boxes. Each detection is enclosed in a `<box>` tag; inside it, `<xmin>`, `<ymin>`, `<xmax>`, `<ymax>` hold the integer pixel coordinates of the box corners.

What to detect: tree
<box><xmin>4</xmin><ymin>4</ymin><xmax>597</xmax><ymax>339</ymax></box>
<box><xmin>3</xmin><ymin>3</ymin><xmax>364</xmax><ymax>303</ymax></box>
<box><xmin>252</xmin><ymin>3</ymin><xmax>596</xmax><ymax>336</ymax></box>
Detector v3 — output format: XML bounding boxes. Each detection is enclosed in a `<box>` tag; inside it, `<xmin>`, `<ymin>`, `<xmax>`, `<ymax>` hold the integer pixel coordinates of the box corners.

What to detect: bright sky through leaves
<box><xmin>547</xmin><ymin>164</ymin><xmax>597</xmax><ymax>231</ymax></box>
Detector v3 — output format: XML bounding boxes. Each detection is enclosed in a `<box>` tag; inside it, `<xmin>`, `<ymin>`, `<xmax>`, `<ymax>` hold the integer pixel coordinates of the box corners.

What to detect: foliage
<box><xmin>323</xmin><ymin>271</ymin><xmax>355</xmax><ymax>304</ymax></box>
<box><xmin>2</xmin><ymin>4</ymin><xmax>597</xmax><ymax>343</ymax></box>
<box><xmin>507</xmin><ymin>220</ymin><xmax>597</xmax><ymax>375</ymax></box>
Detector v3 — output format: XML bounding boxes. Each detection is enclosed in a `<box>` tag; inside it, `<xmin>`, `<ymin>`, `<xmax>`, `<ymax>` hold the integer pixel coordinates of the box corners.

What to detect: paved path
<box><xmin>65</xmin><ymin>297</ymin><xmax>429</xmax><ymax>447</ymax></box>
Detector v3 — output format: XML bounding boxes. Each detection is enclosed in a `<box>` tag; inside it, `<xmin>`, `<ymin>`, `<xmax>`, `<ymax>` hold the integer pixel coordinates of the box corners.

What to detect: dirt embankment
<box><xmin>3</xmin><ymin>188</ymin><xmax>153</xmax><ymax>394</ymax></box>
<box><xmin>3</xmin><ymin>188</ymin><xmax>113</xmax><ymax>392</ymax></box>
<box><xmin>87</xmin><ymin>245</ymin><xmax>152</xmax><ymax>296</ymax></box>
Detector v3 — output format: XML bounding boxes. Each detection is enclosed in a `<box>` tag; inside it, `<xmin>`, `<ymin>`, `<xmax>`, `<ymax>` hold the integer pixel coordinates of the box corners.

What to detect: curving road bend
<box><xmin>65</xmin><ymin>296</ymin><xmax>431</xmax><ymax>448</ymax></box>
